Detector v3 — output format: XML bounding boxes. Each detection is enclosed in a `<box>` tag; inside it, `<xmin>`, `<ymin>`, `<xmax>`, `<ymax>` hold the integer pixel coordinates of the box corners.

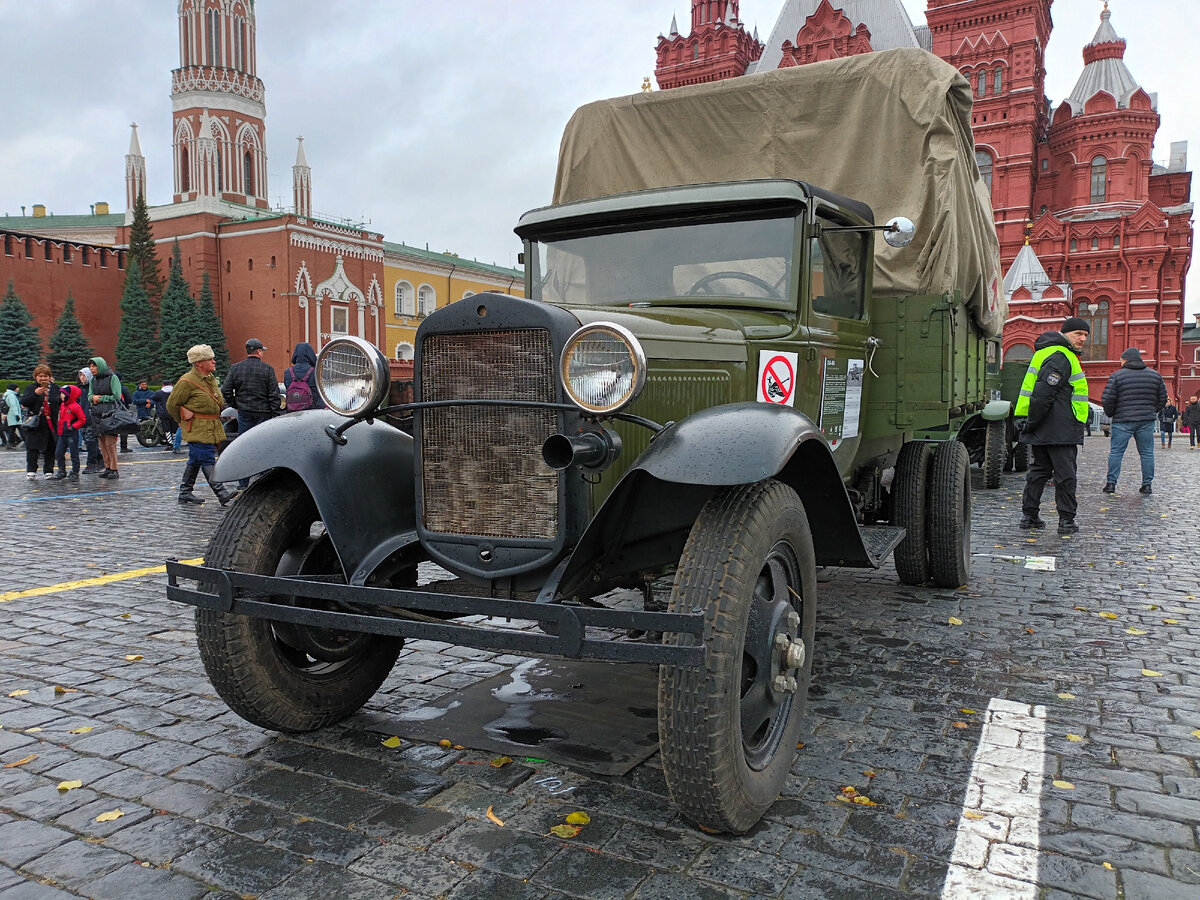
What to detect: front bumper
<box><xmin>166</xmin><ymin>560</ymin><xmax>706</xmax><ymax>667</ymax></box>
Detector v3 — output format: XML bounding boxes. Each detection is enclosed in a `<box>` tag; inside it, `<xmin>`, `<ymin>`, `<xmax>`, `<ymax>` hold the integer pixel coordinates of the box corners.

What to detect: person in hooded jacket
<box><xmin>77</xmin><ymin>367</ymin><xmax>103</xmax><ymax>474</ymax></box>
<box><xmin>2</xmin><ymin>383</ymin><xmax>22</xmax><ymax>449</ymax></box>
<box><xmin>283</xmin><ymin>341</ymin><xmax>325</xmax><ymax>411</ymax></box>
<box><xmin>53</xmin><ymin>384</ymin><xmax>87</xmax><ymax>481</ymax></box>
<box><xmin>87</xmin><ymin>356</ymin><xmax>124</xmax><ymax>479</ymax></box>
<box><xmin>20</xmin><ymin>365</ymin><xmax>61</xmax><ymax>479</ymax></box>
<box><xmin>1100</xmin><ymin>348</ymin><xmax>1167</xmax><ymax>494</ymax></box>
<box><xmin>1014</xmin><ymin>318</ymin><xmax>1090</xmax><ymax>534</ymax></box>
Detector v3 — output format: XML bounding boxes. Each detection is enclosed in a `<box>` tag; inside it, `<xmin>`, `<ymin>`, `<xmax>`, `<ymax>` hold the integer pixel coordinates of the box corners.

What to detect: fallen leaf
<box><xmin>53</xmin><ymin>686</ymin><xmax>78</xmax><ymax>695</ymax></box>
<box><xmin>7</xmin><ymin>690</ymin><xmax>28</xmax><ymax>698</ymax></box>
<box><xmin>796</xmin><ymin>743</ymin><xmax>805</xmax><ymax>750</ymax></box>
<box><xmin>1066</xmin><ymin>734</ymin><xmax>1083</xmax><ymax>742</ymax></box>
<box><xmin>68</xmin><ymin>726</ymin><xmax>93</xmax><ymax>734</ymax></box>
<box><xmin>486</xmin><ymin>805</ymin><xmax>505</xmax><ymax>827</ymax></box>
<box><xmin>549</xmin><ymin>824</ymin><xmax>581</xmax><ymax>838</ymax></box>
<box><xmin>565</xmin><ymin>811</ymin><xmax>591</xmax><ymax>825</ymax></box>
<box><xmin>863</xmin><ymin>770</ymin><xmax>877</xmax><ymax>780</ymax></box>
<box><xmin>1146</xmin><ymin>604</ymin><xmax>1160</xmax><ymax>611</ymax></box>
<box><xmin>46</xmin><ymin>525</ymin><xmax>57</xmax><ymax>530</ymax></box>
<box><xmin>1191</xmin><ymin>730</ymin><xmax>1200</xmax><ymax>740</ymax></box>
<box><xmin>24</xmin><ymin>727</ymin><xmax>41</xmax><ymax>733</ymax></box>
<box><xmin>124</xmin><ymin>655</ymin><xmax>143</xmax><ymax>662</ymax></box>
<box><xmin>1162</xmin><ymin>619</ymin><xmax>1179</xmax><ymax>625</ymax></box>
<box><xmin>1073</xmin><ymin>606</ymin><xmax>1089</xmax><ymax>612</ymax></box>
<box><xmin>57</xmin><ymin>780</ymin><xmax>83</xmax><ymax>792</ymax></box>
<box><xmin>1052</xmin><ymin>780</ymin><xmax>1074</xmax><ymax>790</ymax></box>
<box><xmin>119</xmin><ymin>613</ymin><xmax>131</xmax><ymax>619</ymax></box>
<box><xmin>1141</xmin><ymin>669</ymin><xmax>1164</xmax><ymax>678</ymax></box>
<box><xmin>948</xmin><ymin>616</ymin><xmax>963</xmax><ymax>626</ymax></box>
<box><xmin>1103</xmin><ymin>862</ymin><xmax>1114</xmax><ymax>871</ymax></box>
<box><xmin>4</xmin><ymin>754</ymin><xmax>37</xmax><ymax>768</ymax></box>
<box><xmin>380</xmin><ymin>736</ymin><xmax>402</xmax><ymax>749</ymax></box>
<box><xmin>963</xmin><ymin>811</ymin><xmax>985</xmax><ymax>821</ymax></box>
<box><xmin>438</xmin><ymin>739</ymin><xmax>452</xmax><ymax>748</ymax></box>
<box><xmin>952</xmin><ymin>722</ymin><xmax>970</xmax><ymax>729</ymax></box>
<box><xmin>1098</xmin><ymin>612</ymin><xmax>1118</xmax><ymax>620</ymax></box>
<box><xmin>1026</xmin><ymin>627</ymin><xmax>1035</xmax><ymax>634</ymax></box>
<box><xmin>1126</xmin><ymin>628</ymin><xmax>1148</xmax><ymax>636</ymax></box>
<box><xmin>489</xmin><ymin>756</ymin><xmax>513</xmax><ymax>769</ymax></box>
<box><xmin>959</xmin><ymin>708</ymin><xmax>976</xmax><ymax>715</ymax></box>
<box><xmin>95</xmin><ymin>809</ymin><xmax>124</xmax><ymax>823</ymax></box>
<box><xmin>1058</xmin><ymin>692</ymin><xmax>1075</xmax><ymax>700</ymax></box>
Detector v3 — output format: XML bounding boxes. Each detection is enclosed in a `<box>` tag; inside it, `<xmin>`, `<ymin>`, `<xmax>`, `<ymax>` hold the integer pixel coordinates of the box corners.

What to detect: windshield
<box><xmin>534</xmin><ymin>214</ymin><xmax>795</xmax><ymax>308</ymax></box>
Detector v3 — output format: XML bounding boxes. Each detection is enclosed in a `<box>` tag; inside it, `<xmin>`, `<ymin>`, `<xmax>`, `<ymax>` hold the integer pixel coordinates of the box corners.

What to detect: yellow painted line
<box><xmin>0</xmin><ymin>557</ymin><xmax>205</xmax><ymax>603</ymax></box>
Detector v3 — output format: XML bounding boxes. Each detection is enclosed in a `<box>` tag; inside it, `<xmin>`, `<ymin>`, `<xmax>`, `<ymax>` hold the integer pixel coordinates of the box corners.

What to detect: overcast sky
<box><xmin>1</xmin><ymin>1</ymin><xmax>1194</xmax><ymax>316</ymax></box>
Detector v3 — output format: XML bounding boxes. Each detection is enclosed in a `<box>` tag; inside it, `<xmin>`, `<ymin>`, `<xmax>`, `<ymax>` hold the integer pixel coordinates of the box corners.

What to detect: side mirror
<box><xmin>883</xmin><ymin>216</ymin><xmax>916</xmax><ymax>248</ymax></box>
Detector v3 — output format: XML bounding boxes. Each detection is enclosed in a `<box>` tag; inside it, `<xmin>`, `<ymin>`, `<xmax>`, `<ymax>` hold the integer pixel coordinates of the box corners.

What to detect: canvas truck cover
<box><xmin>552</xmin><ymin>48</ymin><xmax>1006</xmax><ymax>337</ymax></box>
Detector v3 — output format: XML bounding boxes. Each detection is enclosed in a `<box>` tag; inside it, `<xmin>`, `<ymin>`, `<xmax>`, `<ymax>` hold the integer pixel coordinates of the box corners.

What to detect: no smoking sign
<box><xmin>757</xmin><ymin>351</ymin><xmax>798</xmax><ymax>406</ymax></box>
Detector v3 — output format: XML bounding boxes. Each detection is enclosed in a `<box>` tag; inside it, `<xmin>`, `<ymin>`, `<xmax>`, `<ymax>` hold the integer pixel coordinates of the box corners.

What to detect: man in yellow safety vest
<box><xmin>1014</xmin><ymin>317</ymin><xmax>1090</xmax><ymax>534</ymax></box>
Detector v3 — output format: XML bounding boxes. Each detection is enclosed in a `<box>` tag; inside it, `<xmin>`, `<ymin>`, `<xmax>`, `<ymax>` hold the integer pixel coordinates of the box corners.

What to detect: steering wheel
<box><xmin>686</xmin><ymin>270</ymin><xmax>782</xmax><ymax>299</ymax></box>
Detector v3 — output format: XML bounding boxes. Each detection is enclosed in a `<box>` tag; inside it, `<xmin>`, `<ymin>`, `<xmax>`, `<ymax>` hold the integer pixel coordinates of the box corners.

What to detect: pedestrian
<box><xmin>222</xmin><ymin>337</ymin><xmax>279</xmax><ymax>487</ymax></box>
<box><xmin>19</xmin><ymin>365</ymin><xmax>61</xmax><ymax>479</ymax></box>
<box><xmin>167</xmin><ymin>344</ymin><xmax>239</xmax><ymax>506</ymax></box>
<box><xmin>87</xmin><ymin>356</ymin><xmax>124</xmax><ymax>479</ymax></box>
<box><xmin>1015</xmin><ymin>317</ymin><xmax>1090</xmax><ymax>534</ymax></box>
<box><xmin>53</xmin><ymin>384</ymin><xmax>87</xmax><ymax>482</ymax></box>
<box><xmin>132</xmin><ymin>379</ymin><xmax>155</xmax><ymax>421</ymax></box>
<box><xmin>283</xmin><ymin>341</ymin><xmax>324</xmax><ymax>411</ymax></box>
<box><xmin>77</xmin><ymin>367</ymin><xmax>103</xmax><ymax>474</ymax></box>
<box><xmin>1100</xmin><ymin>348</ymin><xmax>1167</xmax><ymax>495</ymax></box>
<box><xmin>2</xmin><ymin>382</ymin><xmax>22</xmax><ymax>449</ymax></box>
<box><xmin>1181</xmin><ymin>395</ymin><xmax>1200</xmax><ymax>449</ymax></box>
<box><xmin>1159</xmin><ymin>397</ymin><xmax>1180</xmax><ymax>449</ymax></box>
<box><xmin>117</xmin><ymin>373</ymin><xmax>135</xmax><ymax>454</ymax></box>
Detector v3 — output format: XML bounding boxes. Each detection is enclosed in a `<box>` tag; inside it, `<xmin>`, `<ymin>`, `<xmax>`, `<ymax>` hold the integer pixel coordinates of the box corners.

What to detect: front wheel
<box><xmin>136</xmin><ymin>419</ymin><xmax>159</xmax><ymax>448</ymax></box>
<box><xmin>660</xmin><ymin>480</ymin><xmax>816</xmax><ymax>834</ymax></box>
<box><xmin>194</xmin><ymin>475</ymin><xmax>403</xmax><ymax>732</ymax></box>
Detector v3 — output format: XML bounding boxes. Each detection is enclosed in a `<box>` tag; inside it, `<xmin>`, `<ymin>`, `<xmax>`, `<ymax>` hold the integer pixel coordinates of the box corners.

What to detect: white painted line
<box><xmin>942</xmin><ymin>698</ymin><xmax>1046</xmax><ymax>899</ymax></box>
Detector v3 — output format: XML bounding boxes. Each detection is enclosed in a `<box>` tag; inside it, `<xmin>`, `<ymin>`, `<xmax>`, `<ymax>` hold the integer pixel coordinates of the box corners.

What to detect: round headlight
<box><xmin>560</xmin><ymin>322</ymin><xmax>646</xmax><ymax>414</ymax></box>
<box><xmin>316</xmin><ymin>337</ymin><xmax>391</xmax><ymax>417</ymax></box>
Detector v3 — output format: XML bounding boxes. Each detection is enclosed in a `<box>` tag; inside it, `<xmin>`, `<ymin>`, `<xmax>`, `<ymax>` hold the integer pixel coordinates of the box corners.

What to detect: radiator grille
<box><xmin>420</xmin><ymin>329</ymin><xmax>559</xmax><ymax>539</ymax></box>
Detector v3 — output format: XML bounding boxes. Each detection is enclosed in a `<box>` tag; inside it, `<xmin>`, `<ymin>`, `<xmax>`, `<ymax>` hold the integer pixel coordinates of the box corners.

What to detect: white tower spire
<box><xmin>293</xmin><ymin>136</ymin><xmax>312</xmax><ymax>218</ymax></box>
<box><xmin>125</xmin><ymin>122</ymin><xmax>147</xmax><ymax>211</ymax></box>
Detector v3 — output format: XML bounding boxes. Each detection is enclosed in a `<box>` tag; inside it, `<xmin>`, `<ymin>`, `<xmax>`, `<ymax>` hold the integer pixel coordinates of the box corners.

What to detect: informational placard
<box><xmin>819</xmin><ymin>357</ymin><xmax>864</xmax><ymax>441</ymax></box>
<box><xmin>756</xmin><ymin>351</ymin><xmax>798</xmax><ymax>407</ymax></box>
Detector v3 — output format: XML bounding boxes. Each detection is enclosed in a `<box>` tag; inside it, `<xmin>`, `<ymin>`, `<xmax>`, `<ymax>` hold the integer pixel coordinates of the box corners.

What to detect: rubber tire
<box><xmin>892</xmin><ymin>441</ymin><xmax>933</xmax><ymax>586</ymax></box>
<box><xmin>1013</xmin><ymin>441</ymin><xmax>1030</xmax><ymax>472</ymax></box>
<box><xmin>194</xmin><ymin>475</ymin><xmax>403</xmax><ymax>732</ymax></box>
<box><xmin>927</xmin><ymin>440</ymin><xmax>971</xmax><ymax>589</ymax></box>
<box><xmin>659</xmin><ymin>479</ymin><xmax>817</xmax><ymax>834</ymax></box>
<box><xmin>136</xmin><ymin>421</ymin><xmax>158</xmax><ymax>448</ymax></box>
<box><xmin>983</xmin><ymin>418</ymin><xmax>1004</xmax><ymax>489</ymax></box>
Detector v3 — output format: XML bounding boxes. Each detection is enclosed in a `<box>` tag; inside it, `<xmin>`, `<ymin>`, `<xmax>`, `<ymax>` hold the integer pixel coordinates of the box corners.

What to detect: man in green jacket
<box><xmin>167</xmin><ymin>344</ymin><xmax>238</xmax><ymax>506</ymax></box>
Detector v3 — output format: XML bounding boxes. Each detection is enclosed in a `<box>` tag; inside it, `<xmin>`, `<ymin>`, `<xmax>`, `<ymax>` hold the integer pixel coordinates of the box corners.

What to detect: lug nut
<box><xmin>774</xmin><ymin>633</ymin><xmax>791</xmax><ymax>651</ymax></box>
<box><xmin>786</xmin><ymin>609</ymin><xmax>800</xmax><ymax>631</ymax></box>
<box><xmin>785</xmin><ymin>676</ymin><xmax>798</xmax><ymax>693</ymax></box>
<box><xmin>772</xmin><ymin>675</ymin><xmax>789</xmax><ymax>694</ymax></box>
<box><xmin>785</xmin><ymin>641</ymin><xmax>806</xmax><ymax>670</ymax></box>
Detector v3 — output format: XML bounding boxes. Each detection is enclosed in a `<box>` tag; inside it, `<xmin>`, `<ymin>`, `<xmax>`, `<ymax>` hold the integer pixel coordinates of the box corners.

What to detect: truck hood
<box><xmin>566</xmin><ymin>305</ymin><xmax>793</xmax><ymax>363</ymax></box>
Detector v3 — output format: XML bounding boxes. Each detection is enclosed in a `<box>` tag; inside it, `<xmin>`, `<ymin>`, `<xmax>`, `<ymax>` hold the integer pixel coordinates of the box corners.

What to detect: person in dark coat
<box><xmin>1100</xmin><ymin>348</ymin><xmax>1167</xmax><ymax>494</ymax></box>
<box><xmin>1158</xmin><ymin>398</ymin><xmax>1180</xmax><ymax>449</ymax></box>
<box><xmin>282</xmin><ymin>341</ymin><xmax>325</xmax><ymax>410</ymax></box>
<box><xmin>1015</xmin><ymin>318</ymin><xmax>1090</xmax><ymax>534</ymax></box>
<box><xmin>132</xmin><ymin>379</ymin><xmax>155</xmax><ymax>421</ymax></box>
<box><xmin>20</xmin><ymin>364</ymin><xmax>62</xmax><ymax>479</ymax></box>
<box><xmin>1182</xmin><ymin>395</ymin><xmax>1200</xmax><ymax>449</ymax></box>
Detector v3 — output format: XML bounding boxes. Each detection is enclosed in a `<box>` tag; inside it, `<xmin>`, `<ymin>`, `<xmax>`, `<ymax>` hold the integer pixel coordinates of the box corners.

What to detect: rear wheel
<box><xmin>659</xmin><ymin>480</ymin><xmax>816</xmax><ymax>834</ymax></box>
<box><xmin>892</xmin><ymin>441</ymin><xmax>933</xmax><ymax>585</ymax></box>
<box><xmin>194</xmin><ymin>475</ymin><xmax>403</xmax><ymax>732</ymax></box>
<box><xmin>1013</xmin><ymin>441</ymin><xmax>1030</xmax><ymax>472</ymax></box>
<box><xmin>136</xmin><ymin>419</ymin><xmax>159</xmax><ymax>448</ymax></box>
<box><xmin>983</xmin><ymin>419</ymin><xmax>1004</xmax><ymax>489</ymax></box>
<box><xmin>928</xmin><ymin>440</ymin><xmax>971</xmax><ymax>588</ymax></box>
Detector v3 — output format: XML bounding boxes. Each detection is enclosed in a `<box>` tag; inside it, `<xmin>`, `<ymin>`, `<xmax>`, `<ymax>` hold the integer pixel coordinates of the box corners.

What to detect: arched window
<box><xmin>394</xmin><ymin>343</ymin><xmax>414</xmax><ymax>361</ymax></box>
<box><xmin>1079</xmin><ymin>300</ymin><xmax>1109</xmax><ymax>361</ymax></box>
<box><xmin>243</xmin><ymin>150</ymin><xmax>253</xmax><ymax>196</ymax></box>
<box><xmin>1004</xmin><ymin>344</ymin><xmax>1034</xmax><ymax>364</ymax></box>
<box><xmin>1090</xmin><ymin>157</ymin><xmax>1107</xmax><ymax>203</ymax></box>
<box><xmin>180</xmin><ymin>146</ymin><xmax>190</xmax><ymax>193</ymax></box>
<box><xmin>462</xmin><ymin>290</ymin><xmax>476</xmax><ymax>300</ymax></box>
<box><xmin>1091</xmin><ymin>236</ymin><xmax>1099</xmax><ymax>251</ymax></box>
<box><xmin>977</xmin><ymin>71</ymin><xmax>986</xmax><ymax>97</ymax></box>
<box><xmin>975</xmin><ymin>151</ymin><xmax>993</xmax><ymax>194</ymax></box>
<box><xmin>394</xmin><ymin>281</ymin><xmax>414</xmax><ymax>316</ymax></box>
<box><xmin>417</xmin><ymin>285</ymin><xmax>435</xmax><ymax>317</ymax></box>
<box><xmin>1070</xmin><ymin>238</ymin><xmax>1077</xmax><ymax>252</ymax></box>
<box><xmin>993</xmin><ymin>68</ymin><xmax>1003</xmax><ymax>94</ymax></box>
<box><xmin>206</xmin><ymin>8</ymin><xmax>221</xmax><ymax>66</ymax></box>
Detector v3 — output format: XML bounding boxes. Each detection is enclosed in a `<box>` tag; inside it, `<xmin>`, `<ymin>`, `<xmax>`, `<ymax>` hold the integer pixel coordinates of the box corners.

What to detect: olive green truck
<box><xmin>167</xmin><ymin>48</ymin><xmax>1007</xmax><ymax>833</ymax></box>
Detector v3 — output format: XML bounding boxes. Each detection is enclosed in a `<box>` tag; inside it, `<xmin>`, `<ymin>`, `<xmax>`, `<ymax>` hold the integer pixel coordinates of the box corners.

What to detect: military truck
<box><xmin>166</xmin><ymin>49</ymin><xmax>1004</xmax><ymax>834</ymax></box>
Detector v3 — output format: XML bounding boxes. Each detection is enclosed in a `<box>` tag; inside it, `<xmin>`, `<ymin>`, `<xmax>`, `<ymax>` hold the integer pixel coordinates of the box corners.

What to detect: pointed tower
<box><xmin>293</xmin><ymin>136</ymin><xmax>312</xmax><ymax>218</ymax></box>
<box><xmin>125</xmin><ymin>123</ymin><xmax>147</xmax><ymax>211</ymax></box>
<box><xmin>654</xmin><ymin>1</ymin><xmax>763</xmax><ymax>89</ymax></box>
<box><xmin>172</xmin><ymin>0</ymin><xmax>268</xmax><ymax>208</ymax></box>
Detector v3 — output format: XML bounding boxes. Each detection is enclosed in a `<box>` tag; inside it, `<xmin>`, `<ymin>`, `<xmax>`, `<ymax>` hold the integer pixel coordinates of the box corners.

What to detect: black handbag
<box><xmin>20</xmin><ymin>413</ymin><xmax>41</xmax><ymax>431</ymax></box>
<box><xmin>96</xmin><ymin>402</ymin><xmax>140</xmax><ymax>435</ymax></box>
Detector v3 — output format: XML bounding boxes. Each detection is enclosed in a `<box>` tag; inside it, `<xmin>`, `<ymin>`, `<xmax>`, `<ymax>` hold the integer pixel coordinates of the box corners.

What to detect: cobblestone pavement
<box><xmin>0</xmin><ymin>436</ymin><xmax>1197</xmax><ymax>899</ymax></box>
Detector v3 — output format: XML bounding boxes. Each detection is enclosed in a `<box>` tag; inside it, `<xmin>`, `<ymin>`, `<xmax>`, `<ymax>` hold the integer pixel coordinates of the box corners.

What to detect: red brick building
<box><xmin>653</xmin><ymin>0</ymin><xmax>1194</xmax><ymax>400</ymax></box>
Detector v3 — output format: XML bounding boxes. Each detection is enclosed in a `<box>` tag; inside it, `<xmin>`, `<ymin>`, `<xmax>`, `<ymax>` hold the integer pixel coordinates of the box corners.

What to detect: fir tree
<box><xmin>0</xmin><ymin>281</ymin><xmax>43</xmax><ymax>379</ymax></box>
<box><xmin>157</xmin><ymin>242</ymin><xmax>199</xmax><ymax>382</ymax></box>
<box><xmin>47</xmin><ymin>293</ymin><xmax>95</xmax><ymax>379</ymax></box>
<box><xmin>195</xmin><ymin>271</ymin><xmax>230</xmax><ymax>374</ymax></box>
<box><xmin>115</xmin><ymin>260</ymin><xmax>159</xmax><ymax>381</ymax></box>
<box><xmin>128</xmin><ymin>191</ymin><xmax>164</xmax><ymax>313</ymax></box>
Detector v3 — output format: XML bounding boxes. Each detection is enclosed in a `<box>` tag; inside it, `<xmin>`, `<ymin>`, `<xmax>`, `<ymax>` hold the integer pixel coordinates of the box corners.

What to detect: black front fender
<box><xmin>555</xmin><ymin>403</ymin><xmax>870</xmax><ymax>600</ymax></box>
<box><xmin>214</xmin><ymin>411</ymin><xmax>416</xmax><ymax>585</ymax></box>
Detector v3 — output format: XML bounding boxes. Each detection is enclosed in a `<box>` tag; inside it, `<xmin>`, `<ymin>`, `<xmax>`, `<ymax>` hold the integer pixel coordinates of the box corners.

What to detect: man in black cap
<box><xmin>222</xmin><ymin>338</ymin><xmax>281</xmax><ymax>486</ymax></box>
<box><xmin>1100</xmin><ymin>347</ymin><xmax>1167</xmax><ymax>494</ymax></box>
<box><xmin>1014</xmin><ymin>317</ymin><xmax>1090</xmax><ymax>534</ymax></box>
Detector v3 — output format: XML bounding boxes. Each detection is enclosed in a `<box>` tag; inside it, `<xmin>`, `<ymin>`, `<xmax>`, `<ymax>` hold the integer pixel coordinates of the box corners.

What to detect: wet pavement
<box><xmin>0</xmin><ymin>435</ymin><xmax>1197</xmax><ymax>899</ymax></box>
